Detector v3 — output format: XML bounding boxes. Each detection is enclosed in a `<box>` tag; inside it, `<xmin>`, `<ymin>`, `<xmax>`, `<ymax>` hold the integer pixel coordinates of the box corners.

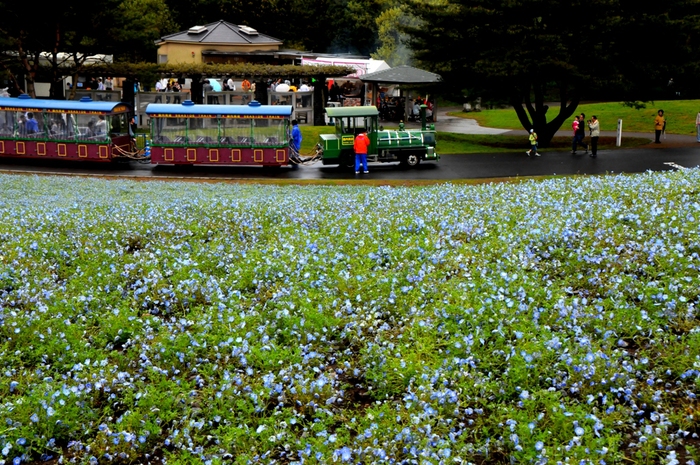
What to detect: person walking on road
<box><xmin>354</xmin><ymin>131</ymin><xmax>370</xmax><ymax>173</ymax></box>
<box><xmin>588</xmin><ymin>115</ymin><xmax>600</xmax><ymax>157</ymax></box>
<box><xmin>526</xmin><ymin>129</ymin><xmax>540</xmax><ymax>156</ymax></box>
<box><xmin>695</xmin><ymin>111</ymin><xmax>700</xmax><ymax>142</ymax></box>
<box><xmin>571</xmin><ymin>115</ymin><xmax>589</xmax><ymax>154</ymax></box>
<box><xmin>654</xmin><ymin>109</ymin><xmax>665</xmax><ymax>143</ymax></box>
<box><xmin>578</xmin><ymin>112</ymin><xmax>588</xmax><ymax>148</ymax></box>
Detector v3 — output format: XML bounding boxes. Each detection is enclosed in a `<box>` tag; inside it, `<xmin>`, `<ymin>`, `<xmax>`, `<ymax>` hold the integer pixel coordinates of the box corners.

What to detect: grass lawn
<box><xmin>448</xmin><ymin>99</ymin><xmax>700</xmax><ymax>135</ymax></box>
<box><xmin>299</xmin><ymin>126</ymin><xmax>650</xmax><ymax>155</ymax></box>
<box><xmin>437</xmin><ymin>134</ymin><xmax>650</xmax><ymax>154</ymax></box>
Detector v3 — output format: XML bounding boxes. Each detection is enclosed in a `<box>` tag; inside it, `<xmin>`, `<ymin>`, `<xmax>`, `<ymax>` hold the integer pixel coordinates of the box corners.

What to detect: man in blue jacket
<box><xmin>25</xmin><ymin>112</ymin><xmax>39</xmax><ymax>134</ymax></box>
<box><xmin>290</xmin><ymin>119</ymin><xmax>302</xmax><ymax>168</ymax></box>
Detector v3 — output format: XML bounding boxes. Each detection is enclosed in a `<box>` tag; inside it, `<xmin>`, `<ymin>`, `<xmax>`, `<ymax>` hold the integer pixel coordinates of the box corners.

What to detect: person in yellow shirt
<box><xmin>654</xmin><ymin>109</ymin><xmax>665</xmax><ymax>143</ymax></box>
<box><xmin>526</xmin><ymin>129</ymin><xmax>540</xmax><ymax>156</ymax></box>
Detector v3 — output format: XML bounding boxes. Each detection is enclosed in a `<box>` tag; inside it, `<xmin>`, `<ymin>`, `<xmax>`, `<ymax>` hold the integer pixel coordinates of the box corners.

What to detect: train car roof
<box><xmin>325</xmin><ymin>106</ymin><xmax>379</xmax><ymax>117</ymax></box>
<box><xmin>146</xmin><ymin>100</ymin><xmax>293</xmax><ymax>117</ymax></box>
<box><xmin>0</xmin><ymin>95</ymin><xmax>130</xmax><ymax>113</ymax></box>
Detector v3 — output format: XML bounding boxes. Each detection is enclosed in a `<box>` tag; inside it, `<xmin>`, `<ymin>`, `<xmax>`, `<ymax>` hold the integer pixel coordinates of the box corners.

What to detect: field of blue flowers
<box><xmin>0</xmin><ymin>171</ymin><xmax>699</xmax><ymax>465</ymax></box>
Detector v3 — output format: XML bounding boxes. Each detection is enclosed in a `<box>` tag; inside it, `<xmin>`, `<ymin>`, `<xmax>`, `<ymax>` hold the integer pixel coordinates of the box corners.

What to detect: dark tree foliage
<box><xmin>406</xmin><ymin>0</ymin><xmax>700</xmax><ymax>145</ymax></box>
<box><xmin>0</xmin><ymin>0</ymin><xmax>176</xmax><ymax>97</ymax></box>
<box><xmin>163</xmin><ymin>0</ymin><xmax>381</xmax><ymax>55</ymax></box>
<box><xmin>0</xmin><ymin>1</ymin><xmax>93</xmax><ymax>97</ymax></box>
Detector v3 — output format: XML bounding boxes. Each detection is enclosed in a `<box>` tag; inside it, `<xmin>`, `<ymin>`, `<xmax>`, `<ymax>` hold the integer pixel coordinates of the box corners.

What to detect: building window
<box><xmin>158</xmin><ymin>55</ymin><xmax>168</xmax><ymax>64</ymax></box>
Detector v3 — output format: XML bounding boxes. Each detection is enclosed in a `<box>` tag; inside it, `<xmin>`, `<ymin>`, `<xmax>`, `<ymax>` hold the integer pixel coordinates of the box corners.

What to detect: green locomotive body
<box><xmin>317</xmin><ymin>106</ymin><xmax>439</xmax><ymax>168</ymax></box>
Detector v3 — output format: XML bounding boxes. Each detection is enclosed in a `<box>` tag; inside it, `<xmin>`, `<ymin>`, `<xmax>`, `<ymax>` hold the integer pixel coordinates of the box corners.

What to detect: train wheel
<box><xmin>400</xmin><ymin>153</ymin><xmax>421</xmax><ymax>168</ymax></box>
<box><xmin>340</xmin><ymin>153</ymin><xmax>355</xmax><ymax>171</ymax></box>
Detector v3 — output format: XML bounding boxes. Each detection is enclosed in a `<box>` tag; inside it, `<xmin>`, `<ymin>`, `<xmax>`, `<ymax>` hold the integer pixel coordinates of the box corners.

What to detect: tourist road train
<box><xmin>0</xmin><ymin>95</ymin><xmax>438</xmax><ymax>169</ymax></box>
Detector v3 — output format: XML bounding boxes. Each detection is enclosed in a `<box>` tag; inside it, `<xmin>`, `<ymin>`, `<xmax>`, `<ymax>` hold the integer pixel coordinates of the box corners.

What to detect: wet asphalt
<box><xmin>0</xmin><ymin>143</ymin><xmax>697</xmax><ymax>182</ymax></box>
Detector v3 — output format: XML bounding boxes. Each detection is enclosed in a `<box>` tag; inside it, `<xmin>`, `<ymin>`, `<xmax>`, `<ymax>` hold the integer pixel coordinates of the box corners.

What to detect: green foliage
<box><xmin>1</xmin><ymin>172</ymin><xmax>700</xmax><ymax>462</ymax></box>
<box><xmin>75</xmin><ymin>62</ymin><xmax>356</xmax><ymax>80</ymax></box>
<box><xmin>405</xmin><ymin>0</ymin><xmax>700</xmax><ymax>145</ymax></box>
<box><xmin>450</xmin><ymin>99</ymin><xmax>700</xmax><ymax>135</ymax></box>
<box><xmin>162</xmin><ymin>0</ymin><xmax>384</xmax><ymax>56</ymax></box>
<box><xmin>105</xmin><ymin>0</ymin><xmax>178</xmax><ymax>62</ymax></box>
<box><xmin>372</xmin><ymin>3</ymin><xmax>419</xmax><ymax>66</ymax></box>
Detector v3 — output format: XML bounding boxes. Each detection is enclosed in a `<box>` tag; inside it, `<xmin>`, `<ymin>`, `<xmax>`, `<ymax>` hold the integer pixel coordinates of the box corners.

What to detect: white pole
<box><xmin>616</xmin><ymin>119</ymin><xmax>622</xmax><ymax>147</ymax></box>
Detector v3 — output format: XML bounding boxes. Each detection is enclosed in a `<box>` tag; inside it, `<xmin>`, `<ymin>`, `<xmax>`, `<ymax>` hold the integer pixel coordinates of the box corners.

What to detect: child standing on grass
<box><xmin>526</xmin><ymin>129</ymin><xmax>540</xmax><ymax>156</ymax></box>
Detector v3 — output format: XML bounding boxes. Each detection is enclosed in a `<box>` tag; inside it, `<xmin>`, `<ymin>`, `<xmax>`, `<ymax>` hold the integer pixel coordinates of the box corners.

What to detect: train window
<box><xmin>220</xmin><ymin>117</ymin><xmax>251</xmax><ymax>145</ymax></box>
<box><xmin>46</xmin><ymin>113</ymin><xmax>73</xmax><ymax>140</ymax></box>
<box><xmin>110</xmin><ymin>113</ymin><xmax>127</xmax><ymax>134</ymax></box>
<box><xmin>15</xmin><ymin>111</ymin><xmax>46</xmax><ymax>138</ymax></box>
<box><xmin>0</xmin><ymin>110</ymin><xmax>15</xmax><ymax>136</ymax></box>
<box><xmin>74</xmin><ymin>114</ymin><xmax>110</xmax><ymax>141</ymax></box>
<box><xmin>189</xmin><ymin>116</ymin><xmax>217</xmax><ymax>145</ymax></box>
<box><xmin>152</xmin><ymin>116</ymin><xmax>186</xmax><ymax>145</ymax></box>
<box><xmin>252</xmin><ymin>118</ymin><xmax>285</xmax><ymax>146</ymax></box>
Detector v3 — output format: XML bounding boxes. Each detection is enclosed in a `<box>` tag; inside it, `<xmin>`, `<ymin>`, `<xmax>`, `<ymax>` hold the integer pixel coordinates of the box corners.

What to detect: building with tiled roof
<box><xmin>155</xmin><ymin>20</ymin><xmax>285</xmax><ymax>65</ymax></box>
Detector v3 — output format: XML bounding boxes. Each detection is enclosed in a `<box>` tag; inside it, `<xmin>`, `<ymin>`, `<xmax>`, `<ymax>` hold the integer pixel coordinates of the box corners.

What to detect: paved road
<box><xmin>1</xmin><ymin>144</ymin><xmax>698</xmax><ymax>181</ymax></box>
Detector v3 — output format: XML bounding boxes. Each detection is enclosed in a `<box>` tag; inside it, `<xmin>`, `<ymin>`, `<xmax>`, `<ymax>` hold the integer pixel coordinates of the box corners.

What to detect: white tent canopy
<box><xmin>300</xmin><ymin>57</ymin><xmax>390</xmax><ymax>79</ymax></box>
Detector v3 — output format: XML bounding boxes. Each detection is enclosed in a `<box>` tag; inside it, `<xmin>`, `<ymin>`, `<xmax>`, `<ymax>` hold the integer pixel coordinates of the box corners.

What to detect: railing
<box><xmin>202</xmin><ymin>91</ymin><xmax>256</xmax><ymax>105</ymax></box>
<box><xmin>135</xmin><ymin>92</ymin><xmax>192</xmax><ymax>128</ymax></box>
<box><xmin>268</xmin><ymin>91</ymin><xmax>314</xmax><ymax>125</ymax></box>
<box><xmin>72</xmin><ymin>90</ymin><xmax>122</xmax><ymax>102</ymax></box>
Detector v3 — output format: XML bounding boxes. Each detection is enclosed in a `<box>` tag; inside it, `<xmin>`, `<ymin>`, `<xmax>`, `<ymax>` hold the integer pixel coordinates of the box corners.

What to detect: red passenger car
<box><xmin>0</xmin><ymin>95</ymin><xmax>133</xmax><ymax>161</ymax></box>
<box><xmin>146</xmin><ymin>100</ymin><xmax>294</xmax><ymax>166</ymax></box>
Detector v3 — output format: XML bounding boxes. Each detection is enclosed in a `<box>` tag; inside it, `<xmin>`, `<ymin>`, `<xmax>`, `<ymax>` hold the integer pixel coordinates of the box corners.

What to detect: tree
<box><xmin>405</xmin><ymin>0</ymin><xmax>700</xmax><ymax>145</ymax></box>
<box><xmin>371</xmin><ymin>2</ymin><xmax>418</xmax><ymax>66</ymax></box>
<box><xmin>0</xmin><ymin>1</ymin><xmax>66</xmax><ymax>97</ymax></box>
<box><xmin>101</xmin><ymin>0</ymin><xmax>177</xmax><ymax>63</ymax></box>
<box><xmin>162</xmin><ymin>0</ymin><xmax>384</xmax><ymax>56</ymax></box>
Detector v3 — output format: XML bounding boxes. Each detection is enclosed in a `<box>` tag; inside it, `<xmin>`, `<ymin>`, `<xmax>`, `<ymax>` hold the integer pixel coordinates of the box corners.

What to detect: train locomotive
<box><xmin>317</xmin><ymin>105</ymin><xmax>439</xmax><ymax>169</ymax></box>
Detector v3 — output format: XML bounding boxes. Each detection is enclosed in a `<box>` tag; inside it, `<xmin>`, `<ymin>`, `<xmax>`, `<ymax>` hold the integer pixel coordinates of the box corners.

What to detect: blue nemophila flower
<box><xmin>1</xmin><ymin>172</ymin><xmax>700</xmax><ymax>462</ymax></box>
<box><xmin>336</xmin><ymin>446</ymin><xmax>352</xmax><ymax>462</ymax></box>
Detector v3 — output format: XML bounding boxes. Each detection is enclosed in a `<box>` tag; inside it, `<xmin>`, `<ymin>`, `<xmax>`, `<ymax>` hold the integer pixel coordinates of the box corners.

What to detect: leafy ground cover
<box><xmin>450</xmin><ymin>100</ymin><xmax>700</xmax><ymax>135</ymax></box>
<box><xmin>0</xmin><ymin>171</ymin><xmax>699</xmax><ymax>464</ymax></box>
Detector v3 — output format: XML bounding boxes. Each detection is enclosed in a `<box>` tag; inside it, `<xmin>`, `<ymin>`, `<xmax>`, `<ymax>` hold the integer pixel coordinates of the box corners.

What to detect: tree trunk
<box><xmin>122</xmin><ymin>78</ymin><xmax>135</xmax><ymax>107</ymax></box>
<box><xmin>17</xmin><ymin>33</ymin><xmax>39</xmax><ymax>98</ymax></box>
<box><xmin>313</xmin><ymin>78</ymin><xmax>327</xmax><ymax>126</ymax></box>
<box><xmin>190</xmin><ymin>77</ymin><xmax>204</xmax><ymax>104</ymax></box>
<box><xmin>49</xmin><ymin>23</ymin><xmax>63</xmax><ymax>99</ymax></box>
<box><xmin>510</xmin><ymin>80</ymin><xmax>580</xmax><ymax>147</ymax></box>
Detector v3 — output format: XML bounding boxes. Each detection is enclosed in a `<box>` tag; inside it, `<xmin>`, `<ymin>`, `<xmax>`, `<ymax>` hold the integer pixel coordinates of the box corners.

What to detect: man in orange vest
<box><xmin>354</xmin><ymin>131</ymin><xmax>370</xmax><ymax>174</ymax></box>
